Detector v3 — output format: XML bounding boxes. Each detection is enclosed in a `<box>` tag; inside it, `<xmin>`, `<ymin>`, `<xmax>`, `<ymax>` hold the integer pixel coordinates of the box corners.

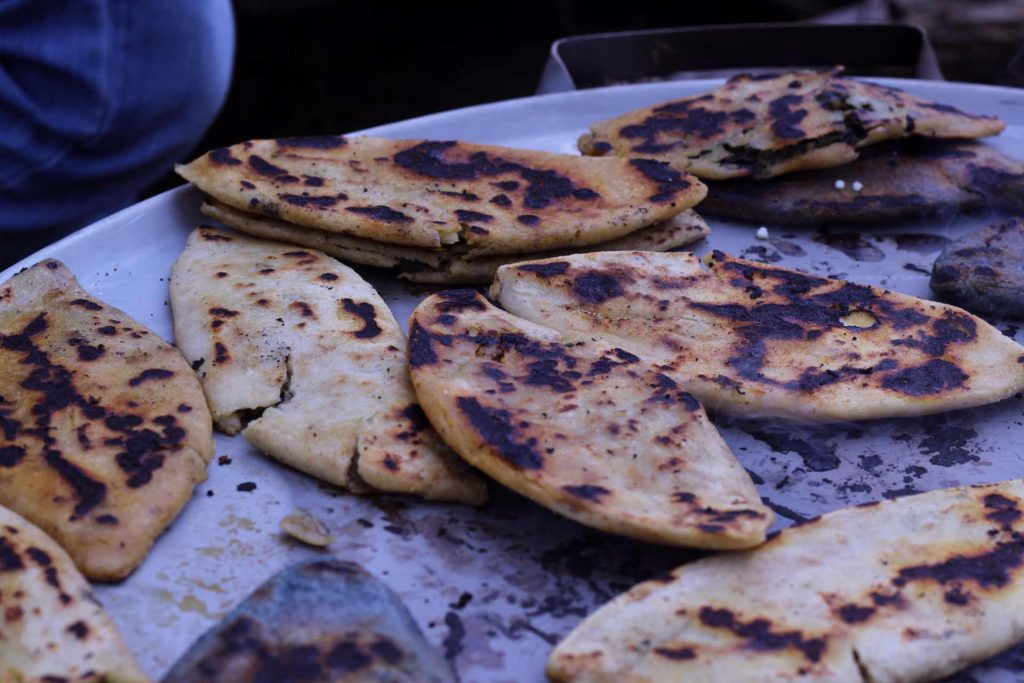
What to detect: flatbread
<box><xmin>176</xmin><ymin>135</ymin><xmax>706</xmax><ymax>254</ymax></box>
<box><xmin>931</xmin><ymin>216</ymin><xmax>1024</xmax><ymax>318</ymax></box>
<box><xmin>0</xmin><ymin>260</ymin><xmax>214</xmax><ymax>581</ymax></box>
<box><xmin>170</xmin><ymin>228</ymin><xmax>486</xmax><ymax>504</ymax></box>
<box><xmin>163</xmin><ymin>558</ymin><xmax>455</xmax><ymax>683</ymax></box>
<box><xmin>202</xmin><ymin>198</ymin><xmax>710</xmax><ymax>284</ymax></box>
<box><xmin>408</xmin><ymin>289</ymin><xmax>772</xmax><ymax>549</ymax></box>
<box><xmin>491</xmin><ymin>250</ymin><xmax>1024</xmax><ymax>422</ymax></box>
<box><xmin>0</xmin><ymin>504</ymin><xmax>148</xmax><ymax>683</ymax></box>
<box><xmin>549</xmin><ymin>480</ymin><xmax>1024</xmax><ymax>682</ymax></box>
<box><xmin>701</xmin><ymin>140</ymin><xmax>1024</xmax><ymax>225</ymax></box>
<box><xmin>579</xmin><ymin>67</ymin><xmax>1004</xmax><ymax>179</ymax></box>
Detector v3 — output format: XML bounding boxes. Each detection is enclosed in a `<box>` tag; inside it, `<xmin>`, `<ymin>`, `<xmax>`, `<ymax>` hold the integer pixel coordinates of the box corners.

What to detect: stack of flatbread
<box><xmin>176</xmin><ymin>136</ymin><xmax>710</xmax><ymax>283</ymax></box>
<box><xmin>578</xmin><ymin>66</ymin><xmax>1009</xmax><ymax>226</ymax></box>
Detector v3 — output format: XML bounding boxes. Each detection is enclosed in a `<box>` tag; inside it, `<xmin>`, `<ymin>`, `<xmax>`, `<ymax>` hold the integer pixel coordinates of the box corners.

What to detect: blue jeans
<box><xmin>0</xmin><ymin>0</ymin><xmax>234</xmax><ymax>237</ymax></box>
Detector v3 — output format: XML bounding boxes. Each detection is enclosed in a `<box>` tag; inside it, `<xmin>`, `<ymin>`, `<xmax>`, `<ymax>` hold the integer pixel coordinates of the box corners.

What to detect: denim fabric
<box><xmin>0</xmin><ymin>0</ymin><xmax>234</xmax><ymax>235</ymax></box>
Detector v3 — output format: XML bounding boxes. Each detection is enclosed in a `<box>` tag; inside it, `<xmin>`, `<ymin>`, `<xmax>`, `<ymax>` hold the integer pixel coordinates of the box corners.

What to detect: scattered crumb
<box><xmin>834</xmin><ymin>179</ymin><xmax>846</xmax><ymax>189</ymax></box>
<box><xmin>281</xmin><ymin>509</ymin><xmax>334</xmax><ymax>547</ymax></box>
<box><xmin>206</xmin><ymin>490</ymin><xmax>214</xmax><ymax>497</ymax></box>
<box><xmin>237</xmin><ymin>482</ymin><xmax>257</xmax><ymax>492</ymax></box>
<box><xmin>756</xmin><ymin>226</ymin><xmax>770</xmax><ymax>240</ymax></box>
<box><xmin>217</xmin><ymin>455</ymin><xmax>232</xmax><ymax>466</ymax></box>
<box><xmin>852</xmin><ymin>180</ymin><xmax>864</xmax><ymax>192</ymax></box>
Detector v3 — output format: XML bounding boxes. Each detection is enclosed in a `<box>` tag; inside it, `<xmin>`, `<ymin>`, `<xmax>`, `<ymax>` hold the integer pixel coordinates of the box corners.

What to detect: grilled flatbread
<box><xmin>549</xmin><ymin>480</ymin><xmax>1024</xmax><ymax>682</ymax></box>
<box><xmin>702</xmin><ymin>140</ymin><xmax>1024</xmax><ymax>225</ymax></box>
<box><xmin>492</xmin><ymin>250</ymin><xmax>1024</xmax><ymax>422</ymax></box>
<box><xmin>202</xmin><ymin>198</ymin><xmax>710</xmax><ymax>284</ymax></box>
<box><xmin>931</xmin><ymin>217</ymin><xmax>1024</xmax><ymax>318</ymax></box>
<box><xmin>0</xmin><ymin>260</ymin><xmax>214</xmax><ymax>581</ymax></box>
<box><xmin>162</xmin><ymin>558</ymin><xmax>456</xmax><ymax>683</ymax></box>
<box><xmin>579</xmin><ymin>67</ymin><xmax>1004</xmax><ymax>179</ymax></box>
<box><xmin>0</xmin><ymin>504</ymin><xmax>149</xmax><ymax>683</ymax></box>
<box><xmin>170</xmin><ymin>228</ymin><xmax>485</xmax><ymax>504</ymax></box>
<box><xmin>176</xmin><ymin>135</ymin><xmax>706</xmax><ymax>255</ymax></box>
<box><xmin>408</xmin><ymin>290</ymin><xmax>772</xmax><ymax>549</ymax></box>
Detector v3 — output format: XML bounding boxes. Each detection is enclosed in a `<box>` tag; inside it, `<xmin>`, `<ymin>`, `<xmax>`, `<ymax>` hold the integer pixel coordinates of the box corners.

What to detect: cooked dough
<box><xmin>549</xmin><ymin>480</ymin><xmax>1024</xmax><ymax>682</ymax></box>
<box><xmin>492</xmin><ymin>250</ymin><xmax>1024</xmax><ymax>422</ymax></box>
<box><xmin>0</xmin><ymin>505</ymin><xmax>149</xmax><ymax>683</ymax></box>
<box><xmin>0</xmin><ymin>260</ymin><xmax>214</xmax><ymax>581</ymax></box>
<box><xmin>931</xmin><ymin>216</ymin><xmax>1024</xmax><ymax>318</ymax></box>
<box><xmin>579</xmin><ymin>67</ymin><xmax>1004</xmax><ymax>179</ymax></box>
<box><xmin>202</xmin><ymin>198</ymin><xmax>710</xmax><ymax>284</ymax></box>
<box><xmin>170</xmin><ymin>228</ymin><xmax>486</xmax><ymax>504</ymax></box>
<box><xmin>408</xmin><ymin>290</ymin><xmax>772</xmax><ymax>549</ymax></box>
<box><xmin>176</xmin><ymin>135</ymin><xmax>706</xmax><ymax>254</ymax></box>
<box><xmin>702</xmin><ymin>140</ymin><xmax>1024</xmax><ymax>225</ymax></box>
<box><xmin>162</xmin><ymin>558</ymin><xmax>455</xmax><ymax>683</ymax></box>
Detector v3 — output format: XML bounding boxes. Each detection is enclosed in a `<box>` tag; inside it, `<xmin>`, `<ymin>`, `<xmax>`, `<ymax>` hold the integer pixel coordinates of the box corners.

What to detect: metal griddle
<box><xmin>2</xmin><ymin>77</ymin><xmax>1023</xmax><ymax>682</ymax></box>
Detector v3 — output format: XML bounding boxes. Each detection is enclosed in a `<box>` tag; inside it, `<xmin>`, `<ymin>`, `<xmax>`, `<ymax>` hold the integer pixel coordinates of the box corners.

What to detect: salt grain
<box><xmin>834</xmin><ymin>179</ymin><xmax>846</xmax><ymax>189</ymax></box>
<box><xmin>756</xmin><ymin>226</ymin><xmax>769</xmax><ymax>240</ymax></box>
<box><xmin>852</xmin><ymin>180</ymin><xmax>864</xmax><ymax>192</ymax></box>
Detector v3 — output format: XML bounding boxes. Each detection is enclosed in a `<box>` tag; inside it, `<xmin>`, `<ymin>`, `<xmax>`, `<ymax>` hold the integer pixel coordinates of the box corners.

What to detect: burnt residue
<box><xmin>0</xmin><ymin>537</ymin><xmax>23</xmax><ymax>571</ymax></box>
<box><xmin>408</xmin><ymin>321</ymin><xmax>448</xmax><ymax>368</ymax></box>
<box><xmin>814</xmin><ymin>232</ymin><xmax>885</xmax><ymax>262</ymax></box>
<box><xmin>917</xmin><ymin>418</ymin><xmax>979</xmax><ymax>467</ymax></box>
<box><xmin>435</xmin><ymin>289</ymin><xmax>487</xmax><ymax>313</ymax></box>
<box><xmin>392</xmin><ymin>140</ymin><xmax>602</xmax><ymax>210</ymax></box>
<box><xmin>698</xmin><ymin>606</ymin><xmax>826</xmax><ymax>662</ymax></box>
<box><xmin>836</xmin><ymin>604</ymin><xmax>876</xmax><ymax>624</ymax></box>
<box><xmin>279</xmin><ymin>193</ymin><xmax>340</xmax><ymax>209</ymax></box>
<box><xmin>563</xmin><ymin>485</ymin><xmax>611</xmax><ymax>502</ymax></box>
<box><xmin>0</xmin><ymin>446</ymin><xmax>26</xmax><ymax>467</ymax></box>
<box><xmin>442</xmin><ymin>611</ymin><xmax>466</xmax><ymax>661</ymax></box>
<box><xmin>455</xmin><ymin>209</ymin><xmax>493</xmax><ymax>224</ymax></box>
<box><xmin>456</xmin><ymin>396</ymin><xmax>543</xmax><ymax>470</ymax></box>
<box><xmin>248</xmin><ymin>155</ymin><xmax>291</xmax><ymax>178</ymax></box>
<box><xmin>76</xmin><ymin>344</ymin><xmax>105</xmax><ymax>362</ymax></box>
<box><xmin>214</xmin><ymin>342</ymin><xmax>230</xmax><ymax>364</ymax></box>
<box><xmin>654</xmin><ymin>646</ymin><xmax>697</xmax><ymax>660</ymax></box>
<box><xmin>517</xmin><ymin>261</ymin><xmax>569</xmax><ymax>278</ymax></box>
<box><xmin>69</xmin><ymin>298</ymin><xmax>103</xmax><ymax>311</ymax></box>
<box><xmin>881</xmin><ymin>359</ymin><xmax>968</xmax><ymax>397</ymax></box>
<box><xmin>629</xmin><ymin>159</ymin><xmax>692</xmax><ymax>202</ymax></box>
<box><xmin>618</xmin><ymin>94</ymin><xmax>751</xmax><ymax>152</ymax></box>
<box><xmin>345</xmin><ymin>205</ymin><xmax>413</xmax><ymax>223</ymax></box>
<box><xmin>572</xmin><ymin>271</ymin><xmax>625</xmax><ymax>304</ymax></box>
<box><xmin>128</xmin><ymin>368</ymin><xmax>175</xmax><ymax>386</ymax></box>
<box><xmin>740</xmin><ymin>423</ymin><xmax>842</xmax><ymax>472</ymax></box>
<box><xmin>985</xmin><ymin>494</ymin><xmax>1022</xmax><ymax>528</ymax></box>
<box><xmin>341</xmin><ymin>299</ymin><xmax>382</xmax><ymax>339</ymax></box>
<box><xmin>895</xmin><ymin>539</ymin><xmax>1024</xmax><ymax>590</ymax></box>
<box><xmin>768</xmin><ymin>94</ymin><xmax>809</xmax><ymax>140</ymax></box>
<box><xmin>209</xmin><ymin>147</ymin><xmax>241</xmax><ymax>166</ymax></box>
<box><xmin>517</xmin><ymin>214</ymin><xmax>540</xmax><ymax>226</ymax></box>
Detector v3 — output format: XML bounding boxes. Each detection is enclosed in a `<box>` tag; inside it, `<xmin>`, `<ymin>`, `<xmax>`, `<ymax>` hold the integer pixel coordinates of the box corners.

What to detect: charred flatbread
<box><xmin>931</xmin><ymin>216</ymin><xmax>1024</xmax><ymax>318</ymax></box>
<box><xmin>170</xmin><ymin>228</ymin><xmax>486</xmax><ymax>504</ymax></box>
<box><xmin>177</xmin><ymin>135</ymin><xmax>706</xmax><ymax>255</ymax></box>
<box><xmin>0</xmin><ymin>260</ymin><xmax>214</xmax><ymax>581</ymax></box>
<box><xmin>702</xmin><ymin>140</ymin><xmax>1024</xmax><ymax>225</ymax></box>
<box><xmin>0</xmin><ymin>504</ymin><xmax>148</xmax><ymax>682</ymax></box>
<box><xmin>579</xmin><ymin>67</ymin><xmax>1004</xmax><ymax>179</ymax></box>
<box><xmin>408</xmin><ymin>290</ymin><xmax>772</xmax><ymax>549</ymax></box>
<box><xmin>162</xmin><ymin>558</ymin><xmax>456</xmax><ymax>683</ymax></box>
<box><xmin>549</xmin><ymin>480</ymin><xmax>1024</xmax><ymax>682</ymax></box>
<box><xmin>202</xmin><ymin>198</ymin><xmax>710</xmax><ymax>284</ymax></box>
<box><xmin>492</xmin><ymin>250</ymin><xmax>1024</xmax><ymax>422</ymax></box>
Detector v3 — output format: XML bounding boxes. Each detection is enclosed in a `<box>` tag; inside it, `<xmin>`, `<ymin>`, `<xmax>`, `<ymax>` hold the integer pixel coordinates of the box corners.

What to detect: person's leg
<box><xmin>0</xmin><ymin>0</ymin><xmax>234</xmax><ymax>264</ymax></box>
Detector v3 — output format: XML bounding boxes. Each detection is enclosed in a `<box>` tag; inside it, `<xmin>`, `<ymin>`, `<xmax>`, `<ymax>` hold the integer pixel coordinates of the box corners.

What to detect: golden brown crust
<box><xmin>176</xmin><ymin>136</ymin><xmax>705</xmax><ymax>254</ymax></box>
<box><xmin>492</xmin><ymin>250</ymin><xmax>1024</xmax><ymax>422</ymax></box>
<box><xmin>408</xmin><ymin>290</ymin><xmax>771</xmax><ymax>549</ymax></box>
<box><xmin>549</xmin><ymin>481</ymin><xmax>1024</xmax><ymax>682</ymax></box>
<box><xmin>580</xmin><ymin>68</ymin><xmax>1004</xmax><ymax>179</ymax></box>
<box><xmin>0</xmin><ymin>260</ymin><xmax>213</xmax><ymax>581</ymax></box>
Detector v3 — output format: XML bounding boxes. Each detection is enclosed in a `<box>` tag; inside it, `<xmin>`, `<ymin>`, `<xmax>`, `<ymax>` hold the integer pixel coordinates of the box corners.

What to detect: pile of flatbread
<box><xmin>579</xmin><ymin>66</ymin><xmax>1011</xmax><ymax>226</ymax></box>
<box><xmin>176</xmin><ymin>136</ymin><xmax>711</xmax><ymax>283</ymax></box>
